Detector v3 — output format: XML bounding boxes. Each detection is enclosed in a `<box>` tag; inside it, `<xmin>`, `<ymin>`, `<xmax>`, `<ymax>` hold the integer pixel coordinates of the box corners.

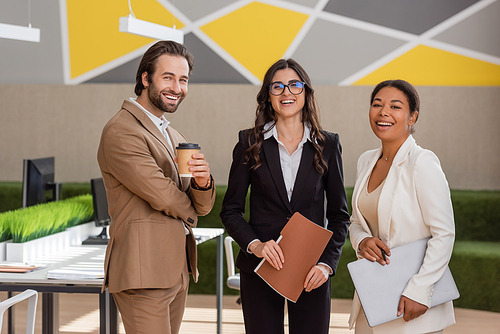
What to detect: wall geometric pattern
<box><xmin>0</xmin><ymin>0</ymin><xmax>499</xmax><ymax>86</ymax></box>
<box><xmin>199</xmin><ymin>2</ymin><xmax>309</xmax><ymax>81</ymax></box>
<box><xmin>354</xmin><ymin>45</ymin><xmax>500</xmax><ymax>86</ymax></box>
<box><xmin>64</xmin><ymin>0</ymin><xmax>184</xmax><ymax>81</ymax></box>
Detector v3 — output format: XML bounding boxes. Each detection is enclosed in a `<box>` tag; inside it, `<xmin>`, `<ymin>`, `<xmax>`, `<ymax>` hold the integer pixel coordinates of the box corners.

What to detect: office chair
<box><xmin>0</xmin><ymin>289</ymin><xmax>38</xmax><ymax>334</ymax></box>
<box><xmin>224</xmin><ymin>236</ymin><xmax>240</xmax><ymax>291</ymax></box>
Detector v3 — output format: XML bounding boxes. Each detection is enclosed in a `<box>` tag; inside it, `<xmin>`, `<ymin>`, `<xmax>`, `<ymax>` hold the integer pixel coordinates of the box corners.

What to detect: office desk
<box><xmin>0</xmin><ymin>227</ymin><xmax>224</xmax><ymax>334</ymax></box>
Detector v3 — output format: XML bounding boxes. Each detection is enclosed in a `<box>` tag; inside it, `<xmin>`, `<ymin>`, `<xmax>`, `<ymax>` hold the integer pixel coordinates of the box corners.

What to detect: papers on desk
<box><xmin>254</xmin><ymin>212</ymin><xmax>333</xmax><ymax>303</ymax></box>
<box><xmin>0</xmin><ymin>262</ymin><xmax>45</xmax><ymax>273</ymax></box>
<box><xmin>47</xmin><ymin>268</ymin><xmax>104</xmax><ymax>280</ymax></box>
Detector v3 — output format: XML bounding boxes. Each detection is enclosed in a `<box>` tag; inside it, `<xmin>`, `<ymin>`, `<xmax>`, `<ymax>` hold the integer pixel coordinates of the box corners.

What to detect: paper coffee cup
<box><xmin>176</xmin><ymin>143</ymin><xmax>200</xmax><ymax>177</ymax></box>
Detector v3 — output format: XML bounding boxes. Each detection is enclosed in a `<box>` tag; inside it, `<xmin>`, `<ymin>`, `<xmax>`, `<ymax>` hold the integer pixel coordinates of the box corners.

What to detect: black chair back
<box><xmin>90</xmin><ymin>178</ymin><xmax>111</xmax><ymax>226</ymax></box>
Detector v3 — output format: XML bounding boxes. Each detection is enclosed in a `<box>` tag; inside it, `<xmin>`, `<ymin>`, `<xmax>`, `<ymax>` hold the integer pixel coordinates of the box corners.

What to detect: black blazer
<box><xmin>221</xmin><ymin>129</ymin><xmax>350</xmax><ymax>274</ymax></box>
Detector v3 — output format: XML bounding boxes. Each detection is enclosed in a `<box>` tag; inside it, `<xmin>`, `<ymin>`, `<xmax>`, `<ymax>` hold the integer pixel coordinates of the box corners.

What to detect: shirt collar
<box><xmin>263</xmin><ymin>121</ymin><xmax>312</xmax><ymax>145</ymax></box>
<box><xmin>129</xmin><ymin>97</ymin><xmax>170</xmax><ymax>131</ymax></box>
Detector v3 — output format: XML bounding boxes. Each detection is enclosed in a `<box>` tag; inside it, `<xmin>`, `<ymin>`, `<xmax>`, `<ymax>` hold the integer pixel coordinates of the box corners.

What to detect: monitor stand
<box><xmin>82</xmin><ymin>227</ymin><xmax>109</xmax><ymax>245</ymax></box>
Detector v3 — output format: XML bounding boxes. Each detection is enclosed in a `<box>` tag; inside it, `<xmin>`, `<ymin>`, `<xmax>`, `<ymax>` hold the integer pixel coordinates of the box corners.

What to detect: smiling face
<box><xmin>369</xmin><ymin>86</ymin><xmax>418</xmax><ymax>144</ymax></box>
<box><xmin>141</xmin><ymin>54</ymin><xmax>189</xmax><ymax>117</ymax></box>
<box><xmin>269</xmin><ymin>68</ymin><xmax>305</xmax><ymax>122</ymax></box>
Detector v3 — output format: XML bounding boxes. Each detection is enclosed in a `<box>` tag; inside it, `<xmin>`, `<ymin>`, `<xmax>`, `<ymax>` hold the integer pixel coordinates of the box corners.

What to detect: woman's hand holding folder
<box><xmin>398</xmin><ymin>295</ymin><xmax>428</xmax><ymax>322</ymax></box>
<box><xmin>249</xmin><ymin>239</ymin><xmax>285</xmax><ymax>270</ymax></box>
<box><xmin>303</xmin><ymin>264</ymin><xmax>328</xmax><ymax>292</ymax></box>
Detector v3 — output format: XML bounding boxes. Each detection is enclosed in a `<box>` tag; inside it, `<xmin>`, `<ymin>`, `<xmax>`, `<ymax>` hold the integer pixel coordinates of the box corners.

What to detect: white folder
<box><xmin>347</xmin><ymin>238</ymin><xmax>460</xmax><ymax>327</ymax></box>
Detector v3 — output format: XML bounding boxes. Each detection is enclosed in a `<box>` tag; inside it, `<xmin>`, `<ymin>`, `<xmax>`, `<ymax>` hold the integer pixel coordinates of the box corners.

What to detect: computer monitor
<box><xmin>82</xmin><ymin>178</ymin><xmax>111</xmax><ymax>245</ymax></box>
<box><xmin>22</xmin><ymin>157</ymin><xmax>61</xmax><ymax>208</ymax></box>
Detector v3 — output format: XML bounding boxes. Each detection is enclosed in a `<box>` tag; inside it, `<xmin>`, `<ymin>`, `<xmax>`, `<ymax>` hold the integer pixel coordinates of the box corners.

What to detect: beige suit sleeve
<box><xmin>100</xmin><ymin>122</ymin><xmax>201</xmax><ymax>224</ymax></box>
<box><xmin>189</xmin><ymin>182</ymin><xmax>216</xmax><ymax>217</ymax></box>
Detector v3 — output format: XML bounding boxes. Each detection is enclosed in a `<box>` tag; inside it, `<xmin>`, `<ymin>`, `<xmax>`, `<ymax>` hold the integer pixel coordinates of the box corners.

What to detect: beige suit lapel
<box><xmin>377</xmin><ymin>135</ymin><xmax>416</xmax><ymax>244</ymax></box>
<box><xmin>122</xmin><ymin>100</ymin><xmax>183</xmax><ymax>188</ymax></box>
<box><xmin>122</xmin><ymin>100</ymin><xmax>174</xmax><ymax>155</ymax></box>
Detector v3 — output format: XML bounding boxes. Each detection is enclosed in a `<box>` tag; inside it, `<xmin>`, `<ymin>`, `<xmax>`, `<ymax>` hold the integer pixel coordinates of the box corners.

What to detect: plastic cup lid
<box><xmin>176</xmin><ymin>143</ymin><xmax>200</xmax><ymax>150</ymax></box>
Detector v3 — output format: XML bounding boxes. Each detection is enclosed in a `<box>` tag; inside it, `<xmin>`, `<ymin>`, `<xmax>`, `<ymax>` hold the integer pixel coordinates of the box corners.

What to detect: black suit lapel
<box><xmin>263</xmin><ymin>137</ymin><xmax>293</xmax><ymax>213</ymax></box>
<box><xmin>290</xmin><ymin>141</ymin><xmax>315</xmax><ymax>208</ymax></box>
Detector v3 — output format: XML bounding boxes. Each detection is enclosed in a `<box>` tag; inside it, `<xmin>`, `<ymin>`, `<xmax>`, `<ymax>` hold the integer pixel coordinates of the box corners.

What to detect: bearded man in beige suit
<box><xmin>97</xmin><ymin>41</ymin><xmax>215</xmax><ymax>334</ymax></box>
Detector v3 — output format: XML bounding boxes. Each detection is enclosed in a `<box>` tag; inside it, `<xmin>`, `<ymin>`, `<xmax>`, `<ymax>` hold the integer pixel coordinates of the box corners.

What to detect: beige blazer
<box><xmin>348</xmin><ymin>135</ymin><xmax>455</xmax><ymax>333</ymax></box>
<box><xmin>97</xmin><ymin>100</ymin><xmax>215</xmax><ymax>293</ymax></box>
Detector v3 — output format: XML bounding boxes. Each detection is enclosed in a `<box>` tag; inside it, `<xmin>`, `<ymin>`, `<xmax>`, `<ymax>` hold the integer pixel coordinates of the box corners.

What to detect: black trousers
<box><xmin>240</xmin><ymin>270</ymin><xmax>331</xmax><ymax>334</ymax></box>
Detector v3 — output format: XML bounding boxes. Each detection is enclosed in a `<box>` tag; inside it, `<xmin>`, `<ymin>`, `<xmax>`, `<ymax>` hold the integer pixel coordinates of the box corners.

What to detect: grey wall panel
<box><xmin>0</xmin><ymin>1</ymin><xmax>31</xmax><ymax>26</ymax></box>
<box><xmin>434</xmin><ymin>1</ymin><xmax>500</xmax><ymax>58</ymax></box>
<box><xmin>184</xmin><ymin>33</ymin><xmax>250</xmax><ymax>83</ymax></box>
<box><xmin>292</xmin><ymin>19</ymin><xmax>405</xmax><ymax>84</ymax></box>
<box><xmin>284</xmin><ymin>0</ymin><xmax>318</xmax><ymax>8</ymax></box>
<box><xmin>85</xmin><ymin>57</ymin><xmax>140</xmax><ymax>84</ymax></box>
<box><xmin>0</xmin><ymin>0</ymin><xmax>64</xmax><ymax>84</ymax></box>
<box><xmin>324</xmin><ymin>0</ymin><xmax>479</xmax><ymax>35</ymax></box>
<box><xmin>173</xmin><ymin>0</ymin><xmax>236</xmax><ymax>21</ymax></box>
<box><xmin>84</xmin><ymin>33</ymin><xmax>253</xmax><ymax>84</ymax></box>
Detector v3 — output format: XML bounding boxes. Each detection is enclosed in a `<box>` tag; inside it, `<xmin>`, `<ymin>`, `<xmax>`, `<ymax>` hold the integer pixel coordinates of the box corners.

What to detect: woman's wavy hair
<box><xmin>370</xmin><ymin>79</ymin><xmax>420</xmax><ymax>134</ymax></box>
<box><xmin>245</xmin><ymin>58</ymin><xmax>327</xmax><ymax>174</ymax></box>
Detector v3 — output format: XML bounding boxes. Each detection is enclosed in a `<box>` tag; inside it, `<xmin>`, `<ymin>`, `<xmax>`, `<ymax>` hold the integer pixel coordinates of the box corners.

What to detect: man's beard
<box><xmin>148</xmin><ymin>84</ymin><xmax>185</xmax><ymax>114</ymax></box>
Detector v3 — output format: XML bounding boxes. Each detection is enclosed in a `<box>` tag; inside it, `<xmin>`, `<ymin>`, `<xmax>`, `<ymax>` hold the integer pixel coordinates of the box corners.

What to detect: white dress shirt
<box><xmin>263</xmin><ymin>122</ymin><xmax>309</xmax><ymax>201</ymax></box>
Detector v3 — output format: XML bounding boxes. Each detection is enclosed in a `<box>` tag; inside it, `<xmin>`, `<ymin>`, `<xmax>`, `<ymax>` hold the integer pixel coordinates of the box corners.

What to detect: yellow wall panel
<box><xmin>66</xmin><ymin>0</ymin><xmax>184</xmax><ymax>79</ymax></box>
<box><xmin>200</xmin><ymin>2</ymin><xmax>308</xmax><ymax>80</ymax></box>
<box><xmin>354</xmin><ymin>45</ymin><xmax>500</xmax><ymax>86</ymax></box>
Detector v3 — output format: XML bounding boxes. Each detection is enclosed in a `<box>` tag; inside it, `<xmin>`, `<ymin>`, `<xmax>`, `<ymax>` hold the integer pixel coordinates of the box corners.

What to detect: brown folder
<box><xmin>254</xmin><ymin>212</ymin><xmax>333</xmax><ymax>302</ymax></box>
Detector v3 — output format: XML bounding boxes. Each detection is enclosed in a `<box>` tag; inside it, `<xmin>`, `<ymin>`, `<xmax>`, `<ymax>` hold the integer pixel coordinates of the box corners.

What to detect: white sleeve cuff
<box><xmin>317</xmin><ymin>263</ymin><xmax>332</xmax><ymax>279</ymax></box>
<box><xmin>246</xmin><ymin>239</ymin><xmax>260</xmax><ymax>254</ymax></box>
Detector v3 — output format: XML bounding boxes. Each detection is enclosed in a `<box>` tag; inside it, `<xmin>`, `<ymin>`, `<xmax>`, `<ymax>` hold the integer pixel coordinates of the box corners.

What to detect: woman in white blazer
<box><xmin>348</xmin><ymin>80</ymin><xmax>456</xmax><ymax>334</ymax></box>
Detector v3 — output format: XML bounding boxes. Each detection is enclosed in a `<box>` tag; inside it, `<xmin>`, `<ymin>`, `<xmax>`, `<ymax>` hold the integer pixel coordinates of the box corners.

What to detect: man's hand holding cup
<box><xmin>176</xmin><ymin>143</ymin><xmax>211</xmax><ymax>188</ymax></box>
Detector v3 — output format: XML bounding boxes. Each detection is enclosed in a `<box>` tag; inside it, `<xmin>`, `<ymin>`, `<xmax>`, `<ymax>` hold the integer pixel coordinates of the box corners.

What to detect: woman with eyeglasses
<box><xmin>220</xmin><ymin>58</ymin><xmax>350</xmax><ymax>334</ymax></box>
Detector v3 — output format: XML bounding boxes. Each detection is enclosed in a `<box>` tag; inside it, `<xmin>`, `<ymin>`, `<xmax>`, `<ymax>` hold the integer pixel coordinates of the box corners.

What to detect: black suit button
<box><xmin>286</xmin><ymin>215</ymin><xmax>291</xmax><ymax>220</ymax></box>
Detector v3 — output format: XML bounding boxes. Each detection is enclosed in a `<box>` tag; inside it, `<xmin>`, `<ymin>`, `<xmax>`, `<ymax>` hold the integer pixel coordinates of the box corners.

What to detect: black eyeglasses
<box><xmin>269</xmin><ymin>81</ymin><xmax>306</xmax><ymax>96</ymax></box>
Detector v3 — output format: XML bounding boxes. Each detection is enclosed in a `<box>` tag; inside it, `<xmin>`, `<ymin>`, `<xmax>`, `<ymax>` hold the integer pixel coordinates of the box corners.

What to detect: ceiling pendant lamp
<box><xmin>0</xmin><ymin>23</ymin><xmax>40</xmax><ymax>42</ymax></box>
<box><xmin>0</xmin><ymin>0</ymin><xmax>40</xmax><ymax>42</ymax></box>
<box><xmin>119</xmin><ymin>0</ymin><xmax>183</xmax><ymax>44</ymax></box>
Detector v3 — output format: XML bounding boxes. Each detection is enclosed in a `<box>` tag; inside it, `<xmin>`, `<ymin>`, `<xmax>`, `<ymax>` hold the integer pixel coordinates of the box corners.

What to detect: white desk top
<box><xmin>0</xmin><ymin>245</ymin><xmax>106</xmax><ymax>285</ymax></box>
<box><xmin>0</xmin><ymin>227</ymin><xmax>224</xmax><ymax>286</ymax></box>
<box><xmin>193</xmin><ymin>227</ymin><xmax>225</xmax><ymax>245</ymax></box>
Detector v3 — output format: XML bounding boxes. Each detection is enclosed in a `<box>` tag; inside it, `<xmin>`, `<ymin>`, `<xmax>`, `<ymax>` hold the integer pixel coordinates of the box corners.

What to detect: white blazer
<box><xmin>348</xmin><ymin>135</ymin><xmax>456</xmax><ymax>334</ymax></box>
